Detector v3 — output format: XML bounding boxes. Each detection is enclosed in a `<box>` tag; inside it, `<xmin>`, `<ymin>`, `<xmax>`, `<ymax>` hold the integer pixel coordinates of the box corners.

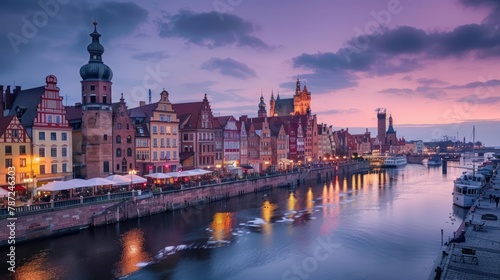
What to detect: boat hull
<box><xmin>382</xmin><ymin>156</ymin><xmax>407</xmax><ymax>168</ymax></box>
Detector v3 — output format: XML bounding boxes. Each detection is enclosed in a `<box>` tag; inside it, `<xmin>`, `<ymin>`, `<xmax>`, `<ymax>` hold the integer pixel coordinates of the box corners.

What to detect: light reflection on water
<box><xmin>1</xmin><ymin>164</ymin><xmax>467</xmax><ymax>280</ymax></box>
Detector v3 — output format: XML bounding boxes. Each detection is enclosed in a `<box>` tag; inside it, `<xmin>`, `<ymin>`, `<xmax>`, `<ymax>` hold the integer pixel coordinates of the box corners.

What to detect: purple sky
<box><xmin>2</xmin><ymin>0</ymin><xmax>500</xmax><ymax>145</ymax></box>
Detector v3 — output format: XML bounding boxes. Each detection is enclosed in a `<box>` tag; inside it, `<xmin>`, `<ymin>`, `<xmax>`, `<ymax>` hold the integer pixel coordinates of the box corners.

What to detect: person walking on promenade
<box><xmin>495</xmin><ymin>196</ymin><xmax>499</xmax><ymax>208</ymax></box>
<box><xmin>490</xmin><ymin>194</ymin><xmax>493</xmax><ymax>202</ymax></box>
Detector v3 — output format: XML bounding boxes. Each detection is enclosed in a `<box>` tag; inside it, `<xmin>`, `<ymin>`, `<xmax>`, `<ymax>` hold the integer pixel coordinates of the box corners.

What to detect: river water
<box><xmin>1</xmin><ymin>163</ymin><xmax>467</xmax><ymax>280</ymax></box>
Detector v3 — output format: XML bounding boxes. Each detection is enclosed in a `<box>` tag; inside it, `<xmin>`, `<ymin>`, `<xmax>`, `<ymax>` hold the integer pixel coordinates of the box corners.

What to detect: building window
<box><xmin>173</xmin><ymin>151</ymin><xmax>177</xmax><ymax>159</ymax></box>
<box><xmin>126</xmin><ymin>124</ymin><xmax>129</xmax><ymax>130</ymax></box>
<box><xmin>12</xmin><ymin>129</ymin><xmax>18</xmax><ymax>138</ymax></box>
<box><xmin>104</xmin><ymin>134</ymin><xmax>108</xmax><ymax>141</ymax></box>
<box><xmin>118</xmin><ymin>123</ymin><xmax>122</xmax><ymax>129</ymax></box>
<box><xmin>47</xmin><ymin>115</ymin><xmax>53</xmax><ymax>123</ymax></box>
<box><xmin>166</xmin><ymin>115</ymin><xmax>171</xmax><ymax>122</ymax></box>
<box><xmin>103</xmin><ymin>95</ymin><xmax>107</xmax><ymax>103</ymax></box>
<box><xmin>39</xmin><ymin>147</ymin><xmax>45</xmax><ymax>157</ymax></box>
<box><xmin>166</xmin><ymin>151</ymin><xmax>171</xmax><ymax>160</ymax></box>
<box><xmin>160</xmin><ymin>126</ymin><xmax>165</xmax><ymax>134</ymax></box>
<box><xmin>90</xmin><ymin>85</ymin><xmax>95</xmax><ymax>91</ymax></box>
<box><xmin>173</xmin><ymin>139</ymin><xmax>177</xmax><ymax>147</ymax></box>
<box><xmin>90</xmin><ymin>95</ymin><xmax>96</xmax><ymax>103</ymax></box>
<box><xmin>5</xmin><ymin>159</ymin><xmax>13</xmax><ymax>167</ymax></box>
<box><xmin>39</xmin><ymin>132</ymin><xmax>45</xmax><ymax>140</ymax></box>
<box><xmin>20</xmin><ymin>158</ymin><xmax>27</xmax><ymax>167</ymax></box>
<box><xmin>160</xmin><ymin>115</ymin><xmax>164</xmax><ymax>122</ymax></box>
<box><xmin>62</xmin><ymin>133</ymin><xmax>67</xmax><ymax>140</ymax></box>
<box><xmin>116</xmin><ymin>135</ymin><xmax>121</xmax><ymax>143</ymax></box>
<box><xmin>160</xmin><ymin>139</ymin><xmax>164</xmax><ymax>147</ymax></box>
<box><xmin>103</xmin><ymin>85</ymin><xmax>107</xmax><ymax>91</ymax></box>
<box><xmin>166</xmin><ymin>138</ymin><xmax>170</xmax><ymax>147</ymax></box>
<box><xmin>40</xmin><ymin>165</ymin><xmax>46</xmax><ymax>174</ymax></box>
<box><xmin>103</xmin><ymin>161</ymin><xmax>109</xmax><ymax>173</ymax></box>
<box><xmin>152</xmin><ymin>126</ymin><xmax>157</xmax><ymax>134</ymax></box>
<box><xmin>153</xmin><ymin>138</ymin><xmax>158</xmax><ymax>147</ymax></box>
<box><xmin>62</xmin><ymin>164</ymin><xmax>67</xmax><ymax>173</ymax></box>
<box><xmin>116</xmin><ymin>148</ymin><xmax>122</xmax><ymax>157</ymax></box>
<box><xmin>127</xmin><ymin>148</ymin><xmax>132</xmax><ymax>157</ymax></box>
<box><xmin>51</xmin><ymin>132</ymin><xmax>57</xmax><ymax>140</ymax></box>
<box><xmin>62</xmin><ymin>147</ymin><xmax>68</xmax><ymax>157</ymax></box>
<box><xmin>116</xmin><ymin>164</ymin><xmax>120</xmax><ymax>171</ymax></box>
<box><xmin>153</xmin><ymin>151</ymin><xmax>158</xmax><ymax>161</ymax></box>
<box><xmin>56</xmin><ymin>116</ymin><xmax>61</xmax><ymax>123</ymax></box>
<box><xmin>127</xmin><ymin>135</ymin><xmax>132</xmax><ymax>143</ymax></box>
<box><xmin>183</xmin><ymin>134</ymin><xmax>189</xmax><ymax>141</ymax></box>
<box><xmin>121</xmin><ymin>159</ymin><xmax>127</xmax><ymax>172</ymax></box>
<box><xmin>20</xmin><ymin>145</ymin><xmax>26</xmax><ymax>155</ymax></box>
<box><xmin>51</xmin><ymin>164</ymin><xmax>57</xmax><ymax>174</ymax></box>
<box><xmin>5</xmin><ymin>146</ymin><xmax>12</xmax><ymax>155</ymax></box>
<box><xmin>51</xmin><ymin>147</ymin><xmax>57</xmax><ymax>157</ymax></box>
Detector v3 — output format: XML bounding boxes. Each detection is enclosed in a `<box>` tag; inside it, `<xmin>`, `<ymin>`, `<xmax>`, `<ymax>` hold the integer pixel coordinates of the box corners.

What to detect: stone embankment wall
<box><xmin>0</xmin><ymin>161</ymin><xmax>368</xmax><ymax>246</ymax></box>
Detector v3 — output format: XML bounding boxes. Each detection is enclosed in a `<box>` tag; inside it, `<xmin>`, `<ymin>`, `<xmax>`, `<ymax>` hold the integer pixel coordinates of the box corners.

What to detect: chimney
<box><xmin>139</xmin><ymin>101</ymin><xmax>146</xmax><ymax>107</ymax></box>
<box><xmin>14</xmin><ymin>86</ymin><xmax>21</xmax><ymax>92</ymax></box>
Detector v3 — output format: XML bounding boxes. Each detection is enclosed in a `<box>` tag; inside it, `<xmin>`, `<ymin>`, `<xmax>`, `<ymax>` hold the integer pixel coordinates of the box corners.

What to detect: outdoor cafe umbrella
<box><xmin>37</xmin><ymin>181</ymin><xmax>75</xmax><ymax>192</ymax></box>
<box><xmin>189</xmin><ymin>169</ymin><xmax>213</xmax><ymax>175</ymax></box>
<box><xmin>0</xmin><ymin>187</ymin><xmax>9</xmax><ymax>197</ymax></box>
<box><xmin>165</xmin><ymin>171</ymin><xmax>196</xmax><ymax>178</ymax></box>
<box><xmin>84</xmin><ymin>178</ymin><xmax>118</xmax><ymax>187</ymax></box>
<box><xmin>105</xmin><ymin>175</ymin><xmax>130</xmax><ymax>185</ymax></box>
<box><xmin>123</xmin><ymin>174</ymin><xmax>147</xmax><ymax>184</ymax></box>
<box><xmin>145</xmin><ymin>173</ymin><xmax>172</xmax><ymax>179</ymax></box>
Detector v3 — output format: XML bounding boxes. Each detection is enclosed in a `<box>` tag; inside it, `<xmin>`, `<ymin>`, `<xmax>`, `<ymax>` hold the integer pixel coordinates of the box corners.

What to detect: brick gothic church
<box><xmin>268</xmin><ymin>78</ymin><xmax>311</xmax><ymax>117</ymax></box>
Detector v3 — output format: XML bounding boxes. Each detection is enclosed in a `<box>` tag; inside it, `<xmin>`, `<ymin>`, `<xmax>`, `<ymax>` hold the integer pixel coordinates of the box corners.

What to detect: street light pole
<box><xmin>128</xmin><ymin>169</ymin><xmax>136</xmax><ymax>191</ymax></box>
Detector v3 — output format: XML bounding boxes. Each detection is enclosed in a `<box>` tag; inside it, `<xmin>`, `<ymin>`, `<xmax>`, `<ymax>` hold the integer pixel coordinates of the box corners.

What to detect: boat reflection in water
<box><xmin>210</xmin><ymin>212</ymin><xmax>234</xmax><ymax>243</ymax></box>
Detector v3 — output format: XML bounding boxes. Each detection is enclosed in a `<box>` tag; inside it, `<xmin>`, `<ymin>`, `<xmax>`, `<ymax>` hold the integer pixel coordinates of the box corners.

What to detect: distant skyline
<box><xmin>1</xmin><ymin>0</ymin><xmax>500</xmax><ymax>145</ymax></box>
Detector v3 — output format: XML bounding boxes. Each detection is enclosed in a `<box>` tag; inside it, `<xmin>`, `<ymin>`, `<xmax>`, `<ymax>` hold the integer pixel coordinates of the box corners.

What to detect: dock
<box><xmin>430</xmin><ymin>166</ymin><xmax>500</xmax><ymax>280</ymax></box>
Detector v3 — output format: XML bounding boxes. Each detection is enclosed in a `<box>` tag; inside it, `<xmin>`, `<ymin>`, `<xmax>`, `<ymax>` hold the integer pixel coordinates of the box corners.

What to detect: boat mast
<box><xmin>472</xmin><ymin>125</ymin><xmax>475</xmax><ymax>175</ymax></box>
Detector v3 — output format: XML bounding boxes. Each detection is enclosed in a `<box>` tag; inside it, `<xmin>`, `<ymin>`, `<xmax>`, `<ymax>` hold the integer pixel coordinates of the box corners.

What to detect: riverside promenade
<box><xmin>430</xmin><ymin>167</ymin><xmax>500</xmax><ymax>280</ymax></box>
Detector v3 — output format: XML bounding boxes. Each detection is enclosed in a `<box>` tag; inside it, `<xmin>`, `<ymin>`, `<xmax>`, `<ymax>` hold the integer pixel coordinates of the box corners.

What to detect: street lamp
<box><xmin>23</xmin><ymin>178</ymin><xmax>33</xmax><ymax>200</ymax></box>
<box><xmin>128</xmin><ymin>169</ymin><xmax>136</xmax><ymax>191</ymax></box>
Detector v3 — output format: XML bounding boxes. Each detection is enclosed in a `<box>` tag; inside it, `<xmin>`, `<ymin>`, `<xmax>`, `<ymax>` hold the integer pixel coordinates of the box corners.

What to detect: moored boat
<box><xmin>426</xmin><ymin>154</ymin><xmax>442</xmax><ymax>166</ymax></box>
<box><xmin>382</xmin><ymin>156</ymin><xmax>407</xmax><ymax>168</ymax></box>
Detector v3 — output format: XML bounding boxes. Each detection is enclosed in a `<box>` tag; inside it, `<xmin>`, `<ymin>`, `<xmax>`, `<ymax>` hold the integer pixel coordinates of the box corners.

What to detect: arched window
<box><xmin>116</xmin><ymin>148</ymin><xmax>122</xmax><ymax>157</ymax></box>
<box><xmin>127</xmin><ymin>148</ymin><xmax>132</xmax><ymax>157</ymax></box>
<box><xmin>116</xmin><ymin>135</ymin><xmax>121</xmax><ymax>143</ymax></box>
<box><xmin>127</xmin><ymin>135</ymin><xmax>132</xmax><ymax>143</ymax></box>
<box><xmin>121</xmin><ymin>158</ymin><xmax>127</xmax><ymax>172</ymax></box>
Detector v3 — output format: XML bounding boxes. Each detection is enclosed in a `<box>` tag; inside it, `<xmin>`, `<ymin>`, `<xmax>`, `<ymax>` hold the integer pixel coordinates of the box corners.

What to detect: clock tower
<box><xmin>80</xmin><ymin>21</ymin><xmax>113</xmax><ymax>178</ymax></box>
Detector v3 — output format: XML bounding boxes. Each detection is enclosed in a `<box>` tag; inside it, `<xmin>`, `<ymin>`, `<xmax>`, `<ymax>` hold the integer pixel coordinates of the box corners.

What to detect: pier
<box><xmin>430</xmin><ymin>165</ymin><xmax>500</xmax><ymax>280</ymax></box>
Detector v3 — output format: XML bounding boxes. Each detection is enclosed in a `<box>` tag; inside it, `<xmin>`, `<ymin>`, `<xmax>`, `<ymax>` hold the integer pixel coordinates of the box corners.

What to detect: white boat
<box><xmin>382</xmin><ymin>156</ymin><xmax>407</xmax><ymax>168</ymax></box>
<box><xmin>453</xmin><ymin>183</ymin><xmax>482</xmax><ymax>208</ymax></box>
<box><xmin>453</xmin><ymin>172</ymin><xmax>486</xmax><ymax>187</ymax></box>
<box><xmin>452</xmin><ymin>125</ymin><xmax>485</xmax><ymax>208</ymax></box>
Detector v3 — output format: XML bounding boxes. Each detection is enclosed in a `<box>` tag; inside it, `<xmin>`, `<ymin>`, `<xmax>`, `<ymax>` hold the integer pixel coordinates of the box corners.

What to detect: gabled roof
<box><xmin>0</xmin><ymin>115</ymin><xmax>15</xmax><ymax>136</ymax></box>
<box><xmin>214</xmin><ymin>116</ymin><xmax>231</xmax><ymax>128</ymax></box>
<box><xmin>7</xmin><ymin>86</ymin><xmax>44</xmax><ymax>128</ymax></box>
<box><xmin>128</xmin><ymin>103</ymin><xmax>157</xmax><ymax>123</ymax></box>
<box><xmin>274</xmin><ymin>98</ymin><xmax>294</xmax><ymax>116</ymax></box>
<box><xmin>172</xmin><ymin>102</ymin><xmax>203</xmax><ymax>129</ymax></box>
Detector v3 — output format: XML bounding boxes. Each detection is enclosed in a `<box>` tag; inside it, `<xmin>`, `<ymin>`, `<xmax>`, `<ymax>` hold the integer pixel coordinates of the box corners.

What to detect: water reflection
<box><xmin>261</xmin><ymin>200</ymin><xmax>277</xmax><ymax>234</ymax></box>
<box><xmin>14</xmin><ymin>251</ymin><xmax>64</xmax><ymax>280</ymax></box>
<box><xmin>210</xmin><ymin>212</ymin><xmax>233</xmax><ymax>242</ymax></box>
<box><xmin>306</xmin><ymin>187</ymin><xmax>314</xmax><ymax>213</ymax></box>
<box><xmin>114</xmin><ymin>229</ymin><xmax>151</xmax><ymax>278</ymax></box>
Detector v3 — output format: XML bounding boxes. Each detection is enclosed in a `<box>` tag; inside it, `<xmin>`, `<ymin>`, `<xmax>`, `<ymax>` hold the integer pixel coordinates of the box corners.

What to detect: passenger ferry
<box><xmin>382</xmin><ymin>156</ymin><xmax>407</xmax><ymax>168</ymax></box>
<box><xmin>452</xmin><ymin>172</ymin><xmax>486</xmax><ymax>208</ymax></box>
<box><xmin>452</xmin><ymin>183</ymin><xmax>482</xmax><ymax>208</ymax></box>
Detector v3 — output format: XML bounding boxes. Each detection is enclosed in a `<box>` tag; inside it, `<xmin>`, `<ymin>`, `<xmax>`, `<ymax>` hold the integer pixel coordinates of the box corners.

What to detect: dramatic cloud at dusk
<box><xmin>1</xmin><ymin>0</ymin><xmax>500</xmax><ymax>145</ymax></box>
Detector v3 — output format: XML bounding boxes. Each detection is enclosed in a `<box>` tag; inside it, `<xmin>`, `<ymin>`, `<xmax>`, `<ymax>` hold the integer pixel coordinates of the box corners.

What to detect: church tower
<box><xmin>269</xmin><ymin>91</ymin><xmax>275</xmax><ymax>117</ymax></box>
<box><xmin>293</xmin><ymin>78</ymin><xmax>311</xmax><ymax>115</ymax></box>
<box><xmin>376</xmin><ymin>108</ymin><xmax>387</xmax><ymax>144</ymax></box>
<box><xmin>258</xmin><ymin>93</ymin><xmax>267</xmax><ymax>117</ymax></box>
<box><xmin>80</xmin><ymin>21</ymin><xmax>114</xmax><ymax>178</ymax></box>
